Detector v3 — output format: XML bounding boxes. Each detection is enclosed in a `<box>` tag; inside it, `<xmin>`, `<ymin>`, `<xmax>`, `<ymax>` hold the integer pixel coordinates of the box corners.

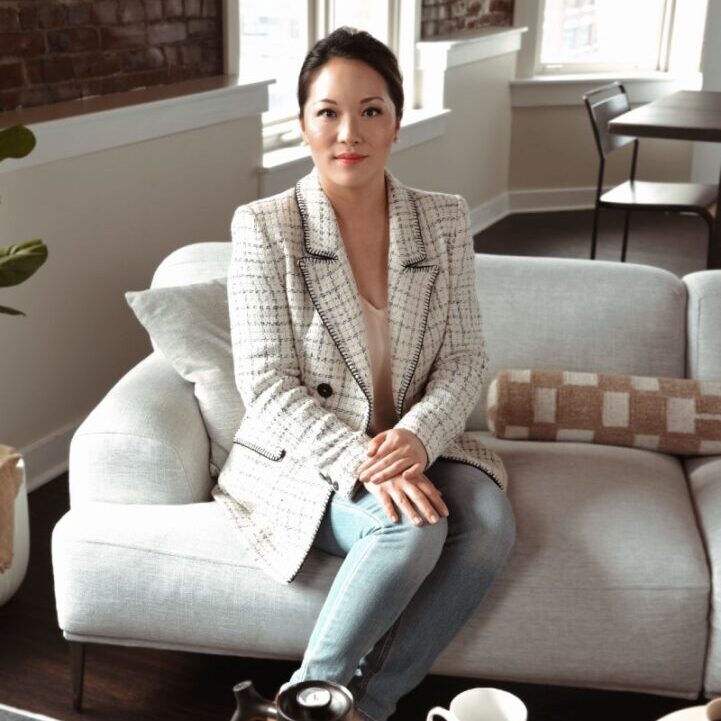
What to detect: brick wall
<box><xmin>0</xmin><ymin>0</ymin><xmax>224</xmax><ymax>112</ymax></box>
<box><xmin>421</xmin><ymin>0</ymin><xmax>514</xmax><ymax>39</ymax></box>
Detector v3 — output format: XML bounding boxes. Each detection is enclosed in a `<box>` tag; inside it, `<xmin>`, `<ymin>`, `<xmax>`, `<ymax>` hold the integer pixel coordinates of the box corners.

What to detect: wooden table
<box><xmin>608</xmin><ymin>90</ymin><xmax>721</xmax><ymax>268</ymax></box>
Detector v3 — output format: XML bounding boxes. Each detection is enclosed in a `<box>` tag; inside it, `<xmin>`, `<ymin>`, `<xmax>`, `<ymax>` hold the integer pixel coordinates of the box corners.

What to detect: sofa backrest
<box><xmin>153</xmin><ymin>244</ymin><xmax>688</xmax><ymax>433</ymax></box>
<box><xmin>471</xmin><ymin>254</ymin><xmax>687</xmax><ymax>431</ymax></box>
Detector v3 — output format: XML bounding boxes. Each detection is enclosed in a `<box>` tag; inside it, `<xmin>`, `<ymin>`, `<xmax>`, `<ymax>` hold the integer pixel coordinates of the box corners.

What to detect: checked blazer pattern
<box><xmin>213</xmin><ymin>165</ymin><xmax>508</xmax><ymax>584</ymax></box>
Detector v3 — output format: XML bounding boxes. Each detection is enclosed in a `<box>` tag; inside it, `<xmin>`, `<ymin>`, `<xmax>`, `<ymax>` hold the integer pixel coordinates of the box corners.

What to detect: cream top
<box><xmin>359</xmin><ymin>294</ymin><xmax>399</xmax><ymax>436</ymax></box>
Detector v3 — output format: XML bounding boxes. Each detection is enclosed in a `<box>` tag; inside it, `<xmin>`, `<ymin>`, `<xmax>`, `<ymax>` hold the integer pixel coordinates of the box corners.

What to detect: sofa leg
<box><xmin>69</xmin><ymin>641</ymin><xmax>86</xmax><ymax>712</ymax></box>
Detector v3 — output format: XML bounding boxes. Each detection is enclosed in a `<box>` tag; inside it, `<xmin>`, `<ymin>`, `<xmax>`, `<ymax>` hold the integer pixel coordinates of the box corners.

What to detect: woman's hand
<box><xmin>362</xmin><ymin>472</ymin><xmax>448</xmax><ymax>526</ymax></box>
<box><xmin>355</xmin><ymin>428</ymin><xmax>428</xmax><ymax>485</ymax></box>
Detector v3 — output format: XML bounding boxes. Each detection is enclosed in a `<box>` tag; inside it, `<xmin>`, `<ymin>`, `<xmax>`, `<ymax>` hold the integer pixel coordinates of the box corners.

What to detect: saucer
<box><xmin>657</xmin><ymin>706</ymin><xmax>709</xmax><ymax>721</ymax></box>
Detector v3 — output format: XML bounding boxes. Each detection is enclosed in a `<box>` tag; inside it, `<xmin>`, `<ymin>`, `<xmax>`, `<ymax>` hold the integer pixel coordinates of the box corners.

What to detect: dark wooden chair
<box><xmin>583</xmin><ymin>82</ymin><xmax>717</xmax><ymax>265</ymax></box>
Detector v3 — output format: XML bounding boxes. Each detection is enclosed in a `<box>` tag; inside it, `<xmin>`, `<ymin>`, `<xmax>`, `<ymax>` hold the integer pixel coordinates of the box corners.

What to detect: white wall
<box><xmin>0</xmin><ymin>116</ymin><xmax>260</xmax><ymax>484</ymax></box>
<box><xmin>691</xmin><ymin>0</ymin><xmax>721</xmax><ymax>183</ymax></box>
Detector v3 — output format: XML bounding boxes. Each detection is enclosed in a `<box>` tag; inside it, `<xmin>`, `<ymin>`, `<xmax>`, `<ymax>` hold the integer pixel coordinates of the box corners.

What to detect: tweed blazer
<box><xmin>213</xmin><ymin>164</ymin><xmax>508</xmax><ymax>584</ymax></box>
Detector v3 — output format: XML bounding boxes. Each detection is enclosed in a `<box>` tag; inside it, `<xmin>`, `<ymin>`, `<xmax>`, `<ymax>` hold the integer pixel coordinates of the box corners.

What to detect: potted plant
<box><xmin>0</xmin><ymin>123</ymin><xmax>48</xmax><ymax>605</ymax></box>
<box><xmin>0</xmin><ymin>124</ymin><xmax>48</xmax><ymax>314</ymax></box>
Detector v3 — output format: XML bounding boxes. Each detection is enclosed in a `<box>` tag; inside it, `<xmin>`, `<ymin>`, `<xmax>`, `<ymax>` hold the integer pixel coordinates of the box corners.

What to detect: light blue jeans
<box><xmin>281</xmin><ymin>458</ymin><xmax>516</xmax><ymax>721</ymax></box>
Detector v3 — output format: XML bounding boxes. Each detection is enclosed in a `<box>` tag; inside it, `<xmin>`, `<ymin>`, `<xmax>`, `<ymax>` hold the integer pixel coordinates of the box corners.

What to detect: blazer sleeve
<box><xmin>394</xmin><ymin>195</ymin><xmax>487</xmax><ymax>471</ymax></box>
<box><xmin>228</xmin><ymin>205</ymin><xmax>371</xmax><ymax>500</ymax></box>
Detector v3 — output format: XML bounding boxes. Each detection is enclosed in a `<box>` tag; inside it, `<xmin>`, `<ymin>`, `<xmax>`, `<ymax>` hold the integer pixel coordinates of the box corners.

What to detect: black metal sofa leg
<box><xmin>69</xmin><ymin>641</ymin><xmax>86</xmax><ymax>712</ymax></box>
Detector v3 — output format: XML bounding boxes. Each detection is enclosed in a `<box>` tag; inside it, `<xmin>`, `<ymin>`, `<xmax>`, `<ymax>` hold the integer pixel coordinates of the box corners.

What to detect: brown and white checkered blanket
<box><xmin>487</xmin><ymin>369</ymin><xmax>721</xmax><ymax>455</ymax></box>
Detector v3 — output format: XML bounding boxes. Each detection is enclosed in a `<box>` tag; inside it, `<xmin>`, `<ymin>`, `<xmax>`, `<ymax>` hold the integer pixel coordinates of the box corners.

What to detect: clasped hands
<box><xmin>354</xmin><ymin>428</ymin><xmax>449</xmax><ymax>526</ymax></box>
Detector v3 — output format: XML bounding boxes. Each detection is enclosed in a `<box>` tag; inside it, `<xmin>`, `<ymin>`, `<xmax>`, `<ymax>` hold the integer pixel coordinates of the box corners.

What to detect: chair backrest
<box><xmin>583</xmin><ymin>82</ymin><xmax>636</xmax><ymax>157</ymax></box>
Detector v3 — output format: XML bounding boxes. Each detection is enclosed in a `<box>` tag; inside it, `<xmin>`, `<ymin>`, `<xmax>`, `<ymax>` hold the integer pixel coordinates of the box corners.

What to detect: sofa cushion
<box><xmin>125</xmin><ymin>278</ymin><xmax>241</xmax><ymax>475</ymax></box>
<box><xmin>52</xmin><ymin>432</ymin><xmax>708</xmax><ymax>698</ymax></box>
<box><xmin>487</xmin><ymin>369</ymin><xmax>721</xmax><ymax>455</ymax></box>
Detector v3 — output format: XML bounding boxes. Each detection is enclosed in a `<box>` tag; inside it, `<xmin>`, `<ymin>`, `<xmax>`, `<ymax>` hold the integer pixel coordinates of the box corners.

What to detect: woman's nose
<box><xmin>337</xmin><ymin>115</ymin><xmax>361</xmax><ymax>145</ymax></box>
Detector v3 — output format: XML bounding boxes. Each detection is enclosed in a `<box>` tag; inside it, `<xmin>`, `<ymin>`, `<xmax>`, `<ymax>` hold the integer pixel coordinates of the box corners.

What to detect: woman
<box><xmin>215</xmin><ymin>26</ymin><xmax>516</xmax><ymax>721</ymax></box>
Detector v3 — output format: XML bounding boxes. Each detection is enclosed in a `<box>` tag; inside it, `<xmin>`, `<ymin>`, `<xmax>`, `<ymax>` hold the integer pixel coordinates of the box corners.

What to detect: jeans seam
<box><xmin>297</xmin><ymin>534</ymin><xmax>380</xmax><ymax>681</ymax></box>
<box><xmin>351</xmin><ymin>610</ymin><xmax>404</xmax><ymax>706</ymax></box>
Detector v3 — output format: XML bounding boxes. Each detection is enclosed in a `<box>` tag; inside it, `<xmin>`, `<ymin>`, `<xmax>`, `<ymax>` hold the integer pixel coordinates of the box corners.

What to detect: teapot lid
<box><xmin>278</xmin><ymin>680</ymin><xmax>354</xmax><ymax>721</ymax></box>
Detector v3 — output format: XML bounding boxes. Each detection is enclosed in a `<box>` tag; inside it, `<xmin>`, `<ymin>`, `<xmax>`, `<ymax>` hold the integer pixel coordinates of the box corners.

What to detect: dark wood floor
<box><xmin>0</xmin><ymin>209</ymin><xmax>710</xmax><ymax>721</ymax></box>
<box><xmin>474</xmin><ymin>207</ymin><xmax>709</xmax><ymax>278</ymax></box>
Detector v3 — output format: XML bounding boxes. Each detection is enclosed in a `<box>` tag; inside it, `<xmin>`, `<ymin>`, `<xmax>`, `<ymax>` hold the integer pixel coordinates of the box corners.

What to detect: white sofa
<box><xmin>52</xmin><ymin>241</ymin><xmax>721</xmax><ymax>708</ymax></box>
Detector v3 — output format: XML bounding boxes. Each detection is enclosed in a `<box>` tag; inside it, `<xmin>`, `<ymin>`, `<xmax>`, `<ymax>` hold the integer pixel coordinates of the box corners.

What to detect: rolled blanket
<box><xmin>0</xmin><ymin>444</ymin><xmax>23</xmax><ymax>573</ymax></box>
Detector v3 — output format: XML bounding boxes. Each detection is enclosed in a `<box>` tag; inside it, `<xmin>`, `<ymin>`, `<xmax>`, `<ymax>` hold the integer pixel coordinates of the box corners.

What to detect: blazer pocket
<box><xmin>233</xmin><ymin>435</ymin><xmax>287</xmax><ymax>462</ymax></box>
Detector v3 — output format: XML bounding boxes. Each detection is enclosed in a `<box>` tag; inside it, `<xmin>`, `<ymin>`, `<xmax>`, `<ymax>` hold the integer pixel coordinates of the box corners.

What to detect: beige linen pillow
<box><xmin>125</xmin><ymin>278</ymin><xmax>243</xmax><ymax>476</ymax></box>
<box><xmin>486</xmin><ymin>369</ymin><xmax>721</xmax><ymax>455</ymax></box>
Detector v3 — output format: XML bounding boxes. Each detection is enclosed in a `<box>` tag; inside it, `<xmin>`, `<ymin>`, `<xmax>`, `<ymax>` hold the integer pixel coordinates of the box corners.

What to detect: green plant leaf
<box><xmin>0</xmin><ymin>125</ymin><xmax>36</xmax><ymax>163</ymax></box>
<box><xmin>0</xmin><ymin>304</ymin><xmax>25</xmax><ymax>316</ymax></box>
<box><xmin>0</xmin><ymin>239</ymin><xmax>48</xmax><ymax>287</ymax></box>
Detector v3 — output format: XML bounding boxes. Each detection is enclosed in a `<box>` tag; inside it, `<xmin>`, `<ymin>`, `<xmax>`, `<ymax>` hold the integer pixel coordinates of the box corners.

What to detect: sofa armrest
<box><xmin>683</xmin><ymin>270</ymin><xmax>721</xmax><ymax>380</ymax></box>
<box><xmin>69</xmin><ymin>352</ymin><xmax>213</xmax><ymax>506</ymax></box>
<box><xmin>685</xmin><ymin>454</ymin><xmax>721</xmax><ymax>697</ymax></box>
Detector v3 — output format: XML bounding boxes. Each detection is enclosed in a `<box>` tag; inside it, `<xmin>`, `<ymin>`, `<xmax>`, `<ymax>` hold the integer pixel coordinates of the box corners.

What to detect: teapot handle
<box><xmin>426</xmin><ymin>706</ymin><xmax>460</xmax><ymax>721</ymax></box>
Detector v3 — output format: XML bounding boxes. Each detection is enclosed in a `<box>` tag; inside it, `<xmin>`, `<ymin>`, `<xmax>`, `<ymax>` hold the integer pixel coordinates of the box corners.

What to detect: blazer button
<box><xmin>332</xmin><ymin>481</ymin><xmax>339</xmax><ymax>491</ymax></box>
<box><xmin>317</xmin><ymin>383</ymin><xmax>333</xmax><ymax>398</ymax></box>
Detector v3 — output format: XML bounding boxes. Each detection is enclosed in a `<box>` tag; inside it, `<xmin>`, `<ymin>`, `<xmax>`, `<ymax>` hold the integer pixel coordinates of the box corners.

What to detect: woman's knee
<box><xmin>369</xmin><ymin>504</ymin><xmax>449</xmax><ymax>577</ymax></box>
<box><xmin>443</xmin><ymin>471</ymin><xmax>516</xmax><ymax>558</ymax></box>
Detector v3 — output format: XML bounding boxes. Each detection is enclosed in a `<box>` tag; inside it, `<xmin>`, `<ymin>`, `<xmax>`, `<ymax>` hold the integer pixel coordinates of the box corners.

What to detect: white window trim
<box><xmin>510</xmin><ymin>70</ymin><xmax>703</xmax><ymax>107</ymax></box>
<box><xmin>0</xmin><ymin>76</ymin><xmax>273</xmax><ymax>173</ymax></box>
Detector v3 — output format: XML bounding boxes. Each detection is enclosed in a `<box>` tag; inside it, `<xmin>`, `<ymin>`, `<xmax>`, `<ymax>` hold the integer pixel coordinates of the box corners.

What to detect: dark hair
<box><xmin>297</xmin><ymin>26</ymin><xmax>404</xmax><ymax>123</ymax></box>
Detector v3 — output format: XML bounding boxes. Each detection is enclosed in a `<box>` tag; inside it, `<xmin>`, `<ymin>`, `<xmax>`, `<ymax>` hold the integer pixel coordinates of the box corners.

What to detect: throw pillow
<box><xmin>486</xmin><ymin>369</ymin><xmax>721</xmax><ymax>455</ymax></box>
<box><xmin>125</xmin><ymin>278</ymin><xmax>243</xmax><ymax>476</ymax></box>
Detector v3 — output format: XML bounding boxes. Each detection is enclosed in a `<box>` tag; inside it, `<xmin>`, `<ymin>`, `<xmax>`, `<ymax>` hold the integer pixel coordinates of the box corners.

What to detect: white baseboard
<box><xmin>19</xmin><ymin>419</ymin><xmax>79</xmax><ymax>492</ymax></box>
<box><xmin>469</xmin><ymin>192</ymin><xmax>511</xmax><ymax>235</ymax></box>
<box><xmin>509</xmin><ymin>186</ymin><xmax>598</xmax><ymax>213</ymax></box>
<box><xmin>468</xmin><ymin>187</ymin><xmax>598</xmax><ymax>237</ymax></box>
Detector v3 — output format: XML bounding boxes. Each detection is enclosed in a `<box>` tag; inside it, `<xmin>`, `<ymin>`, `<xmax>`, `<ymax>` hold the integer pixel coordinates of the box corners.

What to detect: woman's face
<box><xmin>299</xmin><ymin>57</ymin><xmax>400</xmax><ymax>192</ymax></box>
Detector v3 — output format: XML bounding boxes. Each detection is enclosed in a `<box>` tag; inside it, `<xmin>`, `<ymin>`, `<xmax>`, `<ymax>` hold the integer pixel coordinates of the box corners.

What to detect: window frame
<box><xmin>530</xmin><ymin>0</ymin><xmax>678</xmax><ymax>77</ymax></box>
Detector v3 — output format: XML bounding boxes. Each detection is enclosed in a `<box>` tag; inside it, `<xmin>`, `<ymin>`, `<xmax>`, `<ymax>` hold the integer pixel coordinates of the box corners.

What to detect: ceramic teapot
<box><xmin>230</xmin><ymin>680</ymin><xmax>355</xmax><ymax>721</ymax></box>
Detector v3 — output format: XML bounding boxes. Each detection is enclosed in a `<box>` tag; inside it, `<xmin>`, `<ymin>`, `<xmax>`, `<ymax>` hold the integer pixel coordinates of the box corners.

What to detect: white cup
<box><xmin>427</xmin><ymin>687</ymin><xmax>527</xmax><ymax>721</ymax></box>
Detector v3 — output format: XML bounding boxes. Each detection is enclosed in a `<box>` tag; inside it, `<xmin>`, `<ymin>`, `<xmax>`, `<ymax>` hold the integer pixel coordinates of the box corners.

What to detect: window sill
<box><xmin>261</xmin><ymin>106</ymin><xmax>452</xmax><ymax>173</ymax></box>
<box><xmin>0</xmin><ymin>74</ymin><xmax>274</xmax><ymax>173</ymax></box>
<box><xmin>510</xmin><ymin>71</ymin><xmax>703</xmax><ymax>108</ymax></box>
<box><xmin>416</xmin><ymin>26</ymin><xmax>528</xmax><ymax>71</ymax></box>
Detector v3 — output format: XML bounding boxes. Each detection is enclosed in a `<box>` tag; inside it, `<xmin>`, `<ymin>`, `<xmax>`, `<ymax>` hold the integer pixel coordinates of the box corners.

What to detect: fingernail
<box><xmin>413</xmin><ymin>516</ymin><xmax>421</xmax><ymax>525</ymax></box>
<box><xmin>429</xmin><ymin>514</ymin><xmax>437</xmax><ymax>522</ymax></box>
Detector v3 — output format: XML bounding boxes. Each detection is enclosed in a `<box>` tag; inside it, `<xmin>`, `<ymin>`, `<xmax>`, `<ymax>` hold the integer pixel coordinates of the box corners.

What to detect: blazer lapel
<box><xmin>296</xmin><ymin>165</ymin><xmax>439</xmax><ymax>428</ymax></box>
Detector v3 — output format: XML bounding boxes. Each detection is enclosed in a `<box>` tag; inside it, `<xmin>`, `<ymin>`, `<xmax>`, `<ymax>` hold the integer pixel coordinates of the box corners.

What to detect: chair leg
<box><xmin>621</xmin><ymin>210</ymin><xmax>632</xmax><ymax>263</ymax></box>
<box><xmin>69</xmin><ymin>641</ymin><xmax>86</xmax><ymax>712</ymax></box>
<box><xmin>591</xmin><ymin>204</ymin><xmax>601</xmax><ymax>259</ymax></box>
<box><xmin>705</xmin><ymin>215</ymin><xmax>715</xmax><ymax>270</ymax></box>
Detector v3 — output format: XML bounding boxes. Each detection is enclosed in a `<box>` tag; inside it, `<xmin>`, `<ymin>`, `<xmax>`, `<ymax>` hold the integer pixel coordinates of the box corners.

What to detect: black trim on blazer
<box><xmin>233</xmin><ymin>438</ymin><xmax>286</xmax><ymax>462</ymax></box>
<box><xmin>395</xmin><ymin>264</ymin><xmax>439</xmax><ymax>420</ymax></box>
<box><xmin>297</xmin><ymin>255</ymin><xmax>375</xmax><ymax>437</ymax></box>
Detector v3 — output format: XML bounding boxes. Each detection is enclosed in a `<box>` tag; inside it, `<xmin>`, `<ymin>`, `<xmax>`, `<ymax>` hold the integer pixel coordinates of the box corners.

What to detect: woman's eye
<box><xmin>364</xmin><ymin>107</ymin><xmax>382</xmax><ymax>116</ymax></box>
<box><xmin>317</xmin><ymin>108</ymin><xmax>335</xmax><ymax>117</ymax></box>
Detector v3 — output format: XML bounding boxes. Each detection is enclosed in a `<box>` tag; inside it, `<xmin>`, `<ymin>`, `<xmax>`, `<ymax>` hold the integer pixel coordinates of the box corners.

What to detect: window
<box><xmin>538</xmin><ymin>0</ymin><xmax>678</xmax><ymax>74</ymax></box>
<box><xmin>240</xmin><ymin>1</ymin><xmax>410</xmax><ymax>152</ymax></box>
<box><xmin>239</xmin><ymin>2</ymin><xmax>309</xmax><ymax>125</ymax></box>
